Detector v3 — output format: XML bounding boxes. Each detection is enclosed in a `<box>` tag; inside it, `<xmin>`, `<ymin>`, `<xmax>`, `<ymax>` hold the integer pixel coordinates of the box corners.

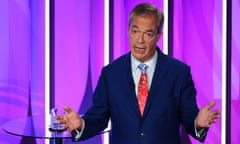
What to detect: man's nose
<box><xmin>137</xmin><ymin>33</ymin><xmax>144</xmax><ymax>43</ymax></box>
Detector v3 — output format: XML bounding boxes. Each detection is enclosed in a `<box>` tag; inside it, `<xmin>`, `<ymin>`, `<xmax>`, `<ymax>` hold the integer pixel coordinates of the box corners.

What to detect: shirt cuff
<box><xmin>194</xmin><ymin>119</ymin><xmax>206</xmax><ymax>138</ymax></box>
<box><xmin>72</xmin><ymin>118</ymin><xmax>85</xmax><ymax>141</ymax></box>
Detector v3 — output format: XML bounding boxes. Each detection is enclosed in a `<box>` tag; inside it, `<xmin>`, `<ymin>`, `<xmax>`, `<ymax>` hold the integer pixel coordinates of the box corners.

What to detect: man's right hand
<box><xmin>55</xmin><ymin>106</ymin><xmax>83</xmax><ymax>133</ymax></box>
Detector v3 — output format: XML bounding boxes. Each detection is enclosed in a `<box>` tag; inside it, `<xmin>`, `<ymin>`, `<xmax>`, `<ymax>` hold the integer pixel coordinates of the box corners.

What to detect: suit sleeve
<box><xmin>180</xmin><ymin>66</ymin><xmax>207</xmax><ymax>142</ymax></box>
<box><xmin>78</xmin><ymin>67</ymin><xmax>110</xmax><ymax>140</ymax></box>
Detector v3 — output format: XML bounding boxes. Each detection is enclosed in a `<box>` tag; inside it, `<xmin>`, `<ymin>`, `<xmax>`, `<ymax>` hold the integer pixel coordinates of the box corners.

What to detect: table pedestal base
<box><xmin>50</xmin><ymin>138</ymin><xmax>63</xmax><ymax>144</ymax></box>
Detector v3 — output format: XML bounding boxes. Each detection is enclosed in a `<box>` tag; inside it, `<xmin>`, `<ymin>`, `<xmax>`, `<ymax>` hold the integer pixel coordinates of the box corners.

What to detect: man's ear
<box><xmin>156</xmin><ymin>32</ymin><xmax>162</xmax><ymax>41</ymax></box>
<box><xmin>127</xmin><ymin>27</ymin><xmax>131</xmax><ymax>36</ymax></box>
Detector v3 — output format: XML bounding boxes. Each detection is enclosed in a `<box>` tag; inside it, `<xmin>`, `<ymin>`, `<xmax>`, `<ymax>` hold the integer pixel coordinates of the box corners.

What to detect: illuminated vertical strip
<box><xmin>45</xmin><ymin>0</ymin><xmax>50</xmax><ymax>143</ymax></box>
<box><xmin>221</xmin><ymin>0</ymin><xmax>227</xmax><ymax>143</ymax></box>
<box><xmin>163</xmin><ymin>0</ymin><xmax>168</xmax><ymax>55</ymax></box>
<box><xmin>103</xmin><ymin>0</ymin><xmax>110</xmax><ymax>144</ymax></box>
<box><xmin>104</xmin><ymin>0</ymin><xmax>110</xmax><ymax>66</ymax></box>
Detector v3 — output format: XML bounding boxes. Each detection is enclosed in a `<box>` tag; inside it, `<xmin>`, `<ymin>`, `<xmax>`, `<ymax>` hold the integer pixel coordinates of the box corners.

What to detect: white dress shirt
<box><xmin>131</xmin><ymin>50</ymin><xmax>158</xmax><ymax>96</ymax></box>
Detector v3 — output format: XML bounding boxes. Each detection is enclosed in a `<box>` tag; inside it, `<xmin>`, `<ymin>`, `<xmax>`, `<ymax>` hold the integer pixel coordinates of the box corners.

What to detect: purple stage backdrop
<box><xmin>231</xmin><ymin>0</ymin><xmax>240</xmax><ymax>143</ymax></box>
<box><xmin>54</xmin><ymin>0</ymin><xmax>104</xmax><ymax>143</ymax></box>
<box><xmin>174</xmin><ymin>1</ymin><xmax>223</xmax><ymax>143</ymax></box>
<box><xmin>0</xmin><ymin>0</ymin><xmax>240</xmax><ymax>144</ymax></box>
<box><xmin>0</xmin><ymin>0</ymin><xmax>45</xmax><ymax>144</ymax></box>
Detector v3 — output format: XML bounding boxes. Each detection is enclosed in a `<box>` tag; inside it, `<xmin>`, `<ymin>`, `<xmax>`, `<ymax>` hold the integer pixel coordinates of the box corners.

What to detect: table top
<box><xmin>2</xmin><ymin>115</ymin><xmax>72</xmax><ymax>139</ymax></box>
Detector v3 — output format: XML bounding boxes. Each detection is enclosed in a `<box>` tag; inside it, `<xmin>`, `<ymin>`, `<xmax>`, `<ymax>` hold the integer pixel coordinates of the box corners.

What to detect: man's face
<box><xmin>128</xmin><ymin>14</ymin><xmax>161</xmax><ymax>62</ymax></box>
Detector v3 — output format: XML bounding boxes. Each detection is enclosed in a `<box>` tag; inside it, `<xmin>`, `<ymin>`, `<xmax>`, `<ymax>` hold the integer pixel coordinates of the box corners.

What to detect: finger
<box><xmin>205</xmin><ymin>100</ymin><xmax>216</xmax><ymax>110</ymax></box>
<box><xmin>212</xmin><ymin>113</ymin><xmax>220</xmax><ymax>118</ymax></box>
<box><xmin>209</xmin><ymin>118</ymin><xmax>218</xmax><ymax>125</ymax></box>
<box><xmin>55</xmin><ymin>115</ymin><xmax>64</xmax><ymax>120</ymax></box>
<box><xmin>57</xmin><ymin>119</ymin><xmax>66</xmax><ymax>124</ymax></box>
<box><xmin>211</xmin><ymin>110</ymin><xmax>220</xmax><ymax>119</ymax></box>
<box><xmin>213</xmin><ymin>110</ymin><xmax>221</xmax><ymax>116</ymax></box>
<box><xmin>63</xmin><ymin>106</ymin><xmax>73</xmax><ymax>113</ymax></box>
<box><xmin>212</xmin><ymin>119</ymin><xmax>217</xmax><ymax>123</ymax></box>
<box><xmin>207</xmin><ymin>122</ymin><xmax>212</xmax><ymax>128</ymax></box>
<box><xmin>68</xmin><ymin>128</ymin><xmax>71</xmax><ymax>134</ymax></box>
<box><xmin>63</xmin><ymin>123</ymin><xmax>68</xmax><ymax>129</ymax></box>
<box><xmin>68</xmin><ymin>126</ymin><xmax>74</xmax><ymax>134</ymax></box>
<box><xmin>211</xmin><ymin>114</ymin><xmax>219</xmax><ymax>120</ymax></box>
<box><xmin>211</xmin><ymin>114</ymin><xmax>220</xmax><ymax>121</ymax></box>
<box><xmin>208</xmin><ymin>112</ymin><xmax>220</xmax><ymax>125</ymax></box>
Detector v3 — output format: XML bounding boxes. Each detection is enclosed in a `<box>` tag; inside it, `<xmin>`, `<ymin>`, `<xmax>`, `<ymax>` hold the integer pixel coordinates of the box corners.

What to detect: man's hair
<box><xmin>129</xmin><ymin>3</ymin><xmax>164</xmax><ymax>34</ymax></box>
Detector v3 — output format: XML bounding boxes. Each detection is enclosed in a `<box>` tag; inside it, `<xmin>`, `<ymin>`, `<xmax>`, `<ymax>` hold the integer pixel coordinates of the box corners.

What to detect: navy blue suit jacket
<box><xmin>80</xmin><ymin>49</ymin><xmax>205</xmax><ymax>144</ymax></box>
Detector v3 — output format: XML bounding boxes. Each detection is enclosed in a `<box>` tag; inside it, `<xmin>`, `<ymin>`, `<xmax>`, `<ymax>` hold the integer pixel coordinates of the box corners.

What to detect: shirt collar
<box><xmin>131</xmin><ymin>50</ymin><xmax>158</xmax><ymax>71</ymax></box>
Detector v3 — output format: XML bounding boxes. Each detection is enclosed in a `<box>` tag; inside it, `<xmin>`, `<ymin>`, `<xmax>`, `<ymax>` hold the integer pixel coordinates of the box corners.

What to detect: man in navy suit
<box><xmin>56</xmin><ymin>3</ymin><xmax>220</xmax><ymax>144</ymax></box>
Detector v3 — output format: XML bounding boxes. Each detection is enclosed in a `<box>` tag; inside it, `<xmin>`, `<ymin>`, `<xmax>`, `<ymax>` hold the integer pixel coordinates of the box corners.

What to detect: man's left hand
<box><xmin>195</xmin><ymin>100</ymin><xmax>220</xmax><ymax>128</ymax></box>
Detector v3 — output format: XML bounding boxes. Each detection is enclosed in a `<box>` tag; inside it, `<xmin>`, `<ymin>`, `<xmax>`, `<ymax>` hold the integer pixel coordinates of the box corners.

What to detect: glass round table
<box><xmin>2</xmin><ymin>115</ymin><xmax>71</xmax><ymax>144</ymax></box>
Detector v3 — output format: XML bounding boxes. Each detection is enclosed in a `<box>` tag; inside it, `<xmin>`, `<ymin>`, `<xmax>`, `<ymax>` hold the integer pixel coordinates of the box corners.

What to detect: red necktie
<box><xmin>137</xmin><ymin>64</ymin><xmax>148</xmax><ymax>116</ymax></box>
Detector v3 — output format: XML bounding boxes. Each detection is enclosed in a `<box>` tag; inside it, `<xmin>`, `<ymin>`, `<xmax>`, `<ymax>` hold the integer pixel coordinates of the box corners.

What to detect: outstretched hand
<box><xmin>195</xmin><ymin>100</ymin><xmax>220</xmax><ymax>128</ymax></box>
<box><xmin>55</xmin><ymin>106</ymin><xmax>82</xmax><ymax>133</ymax></box>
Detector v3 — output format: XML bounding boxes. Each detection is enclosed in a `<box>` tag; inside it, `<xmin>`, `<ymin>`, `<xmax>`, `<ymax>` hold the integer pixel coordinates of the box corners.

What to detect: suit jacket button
<box><xmin>140</xmin><ymin>132</ymin><xmax>144</xmax><ymax>137</ymax></box>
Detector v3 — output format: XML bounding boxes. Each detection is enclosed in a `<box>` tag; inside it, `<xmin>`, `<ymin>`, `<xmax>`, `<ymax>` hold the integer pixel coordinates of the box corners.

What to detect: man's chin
<box><xmin>133</xmin><ymin>55</ymin><xmax>145</xmax><ymax>62</ymax></box>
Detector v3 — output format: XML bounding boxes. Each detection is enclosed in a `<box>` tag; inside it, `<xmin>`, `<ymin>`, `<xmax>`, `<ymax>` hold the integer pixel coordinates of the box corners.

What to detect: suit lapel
<box><xmin>124</xmin><ymin>50</ymin><xmax>169</xmax><ymax>118</ymax></box>
<box><xmin>143</xmin><ymin>50</ymin><xmax>169</xmax><ymax>117</ymax></box>
<box><xmin>125</xmin><ymin>54</ymin><xmax>142</xmax><ymax>117</ymax></box>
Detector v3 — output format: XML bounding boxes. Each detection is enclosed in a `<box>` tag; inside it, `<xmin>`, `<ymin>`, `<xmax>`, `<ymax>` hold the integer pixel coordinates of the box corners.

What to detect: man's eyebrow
<box><xmin>131</xmin><ymin>25</ymin><xmax>155</xmax><ymax>33</ymax></box>
<box><xmin>131</xmin><ymin>25</ymin><xmax>139</xmax><ymax>28</ymax></box>
<box><xmin>145</xmin><ymin>29</ymin><xmax>154</xmax><ymax>33</ymax></box>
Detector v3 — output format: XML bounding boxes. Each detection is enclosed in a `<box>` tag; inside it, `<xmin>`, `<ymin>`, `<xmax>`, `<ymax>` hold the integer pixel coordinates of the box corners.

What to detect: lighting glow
<box><xmin>221</xmin><ymin>0</ymin><xmax>227</xmax><ymax>143</ymax></box>
<box><xmin>163</xmin><ymin>0</ymin><xmax>168</xmax><ymax>55</ymax></box>
<box><xmin>104</xmin><ymin>0</ymin><xmax>110</xmax><ymax>66</ymax></box>
<box><xmin>45</xmin><ymin>0</ymin><xmax>50</xmax><ymax>143</ymax></box>
<box><xmin>103</xmin><ymin>0</ymin><xmax>110</xmax><ymax>144</ymax></box>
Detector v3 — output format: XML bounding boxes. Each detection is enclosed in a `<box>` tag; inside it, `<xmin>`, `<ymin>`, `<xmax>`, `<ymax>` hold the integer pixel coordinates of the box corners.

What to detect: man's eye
<box><xmin>132</xmin><ymin>29</ymin><xmax>138</xmax><ymax>33</ymax></box>
<box><xmin>146</xmin><ymin>33</ymin><xmax>153</xmax><ymax>38</ymax></box>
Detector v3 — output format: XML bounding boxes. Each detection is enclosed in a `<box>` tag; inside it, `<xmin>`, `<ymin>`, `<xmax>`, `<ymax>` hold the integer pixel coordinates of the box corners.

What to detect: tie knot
<box><xmin>138</xmin><ymin>63</ymin><xmax>148</xmax><ymax>73</ymax></box>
